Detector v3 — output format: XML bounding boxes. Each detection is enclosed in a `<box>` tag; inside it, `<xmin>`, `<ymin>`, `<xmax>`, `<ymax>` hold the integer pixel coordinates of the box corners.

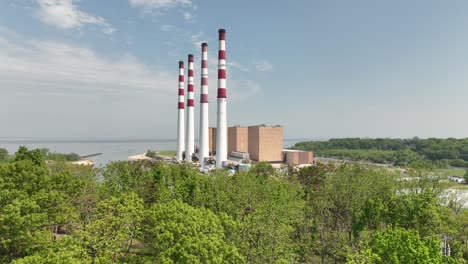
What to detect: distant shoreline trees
<box><xmin>292</xmin><ymin>137</ymin><xmax>468</xmax><ymax>168</ymax></box>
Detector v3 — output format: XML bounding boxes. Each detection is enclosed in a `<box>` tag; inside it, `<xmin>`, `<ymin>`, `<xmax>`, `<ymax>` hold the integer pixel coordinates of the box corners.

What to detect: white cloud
<box><xmin>35</xmin><ymin>0</ymin><xmax>115</xmax><ymax>34</ymax></box>
<box><xmin>129</xmin><ymin>0</ymin><xmax>194</xmax><ymax>20</ymax></box>
<box><xmin>228</xmin><ymin>61</ymin><xmax>250</xmax><ymax>72</ymax></box>
<box><xmin>190</xmin><ymin>32</ymin><xmax>206</xmax><ymax>49</ymax></box>
<box><xmin>182</xmin><ymin>11</ymin><xmax>193</xmax><ymax>21</ymax></box>
<box><xmin>0</xmin><ymin>26</ymin><xmax>178</xmax><ymax>138</ymax></box>
<box><xmin>0</xmin><ymin>26</ymin><xmax>266</xmax><ymax>138</ymax></box>
<box><xmin>0</xmin><ymin>30</ymin><xmax>172</xmax><ymax>97</ymax></box>
<box><xmin>160</xmin><ymin>24</ymin><xmax>179</xmax><ymax>32</ymax></box>
<box><xmin>129</xmin><ymin>0</ymin><xmax>192</xmax><ymax>12</ymax></box>
<box><xmin>254</xmin><ymin>60</ymin><xmax>274</xmax><ymax>72</ymax></box>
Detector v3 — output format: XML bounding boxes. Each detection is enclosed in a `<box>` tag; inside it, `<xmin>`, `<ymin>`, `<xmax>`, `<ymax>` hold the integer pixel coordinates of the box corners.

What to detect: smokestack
<box><xmin>176</xmin><ymin>61</ymin><xmax>185</xmax><ymax>161</ymax></box>
<box><xmin>199</xmin><ymin>43</ymin><xmax>209</xmax><ymax>168</ymax></box>
<box><xmin>216</xmin><ymin>29</ymin><xmax>227</xmax><ymax>168</ymax></box>
<box><xmin>185</xmin><ymin>54</ymin><xmax>195</xmax><ymax>162</ymax></box>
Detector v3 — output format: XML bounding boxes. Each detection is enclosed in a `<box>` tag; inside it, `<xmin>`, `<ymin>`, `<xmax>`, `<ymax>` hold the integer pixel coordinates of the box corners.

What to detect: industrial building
<box><xmin>175</xmin><ymin>28</ymin><xmax>313</xmax><ymax>169</ymax></box>
<box><xmin>283</xmin><ymin>149</ymin><xmax>314</xmax><ymax>166</ymax></box>
<box><xmin>209</xmin><ymin>125</ymin><xmax>288</xmax><ymax>163</ymax></box>
<box><xmin>208</xmin><ymin>125</ymin><xmax>312</xmax><ymax>165</ymax></box>
<box><xmin>248</xmin><ymin>125</ymin><xmax>283</xmax><ymax>162</ymax></box>
<box><xmin>228</xmin><ymin>126</ymin><xmax>248</xmax><ymax>154</ymax></box>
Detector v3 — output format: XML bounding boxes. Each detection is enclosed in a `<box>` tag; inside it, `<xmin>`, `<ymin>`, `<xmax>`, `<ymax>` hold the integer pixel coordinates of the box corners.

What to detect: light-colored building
<box><xmin>208</xmin><ymin>127</ymin><xmax>217</xmax><ymax>155</ymax></box>
<box><xmin>209</xmin><ymin>124</ymin><xmax>312</xmax><ymax>165</ymax></box>
<box><xmin>228</xmin><ymin>126</ymin><xmax>249</xmax><ymax>154</ymax></box>
<box><xmin>248</xmin><ymin>125</ymin><xmax>283</xmax><ymax>162</ymax></box>
<box><xmin>283</xmin><ymin>149</ymin><xmax>313</xmax><ymax>166</ymax></box>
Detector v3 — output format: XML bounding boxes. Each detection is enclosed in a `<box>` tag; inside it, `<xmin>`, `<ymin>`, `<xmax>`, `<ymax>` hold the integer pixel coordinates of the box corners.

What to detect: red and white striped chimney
<box><xmin>176</xmin><ymin>61</ymin><xmax>185</xmax><ymax>161</ymax></box>
<box><xmin>216</xmin><ymin>29</ymin><xmax>227</xmax><ymax>168</ymax></box>
<box><xmin>185</xmin><ymin>54</ymin><xmax>195</xmax><ymax>162</ymax></box>
<box><xmin>199</xmin><ymin>43</ymin><xmax>209</xmax><ymax>168</ymax></box>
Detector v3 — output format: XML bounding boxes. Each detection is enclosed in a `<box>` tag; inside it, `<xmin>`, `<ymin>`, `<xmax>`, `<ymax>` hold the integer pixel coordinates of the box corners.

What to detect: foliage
<box><xmin>250</xmin><ymin>161</ymin><xmax>276</xmax><ymax>179</ymax></box>
<box><xmin>143</xmin><ymin>200</ymin><xmax>243</xmax><ymax>263</ymax></box>
<box><xmin>14</xmin><ymin>146</ymin><xmax>45</xmax><ymax>166</ymax></box>
<box><xmin>1</xmin><ymin>146</ymin><xmax>467</xmax><ymax>263</ymax></box>
<box><xmin>292</xmin><ymin>137</ymin><xmax>468</xmax><ymax>168</ymax></box>
<box><xmin>39</xmin><ymin>148</ymin><xmax>80</xmax><ymax>162</ymax></box>
<box><xmin>0</xmin><ymin>148</ymin><xmax>11</xmax><ymax>161</ymax></box>
<box><xmin>349</xmin><ymin>227</ymin><xmax>442</xmax><ymax>263</ymax></box>
<box><xmin>12</xmin><ymin>237</ymin><xmax>90</xmax><ymax>264</ymax></box>
<box><xmin>80</xmin><ymin>192</ymin><xmax>144</xmax><ymax>263</ymax></box>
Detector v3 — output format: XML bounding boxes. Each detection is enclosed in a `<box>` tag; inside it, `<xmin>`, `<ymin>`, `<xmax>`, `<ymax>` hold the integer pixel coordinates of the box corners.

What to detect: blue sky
<box><xmin>1</xmin><ymin>0</ymin><xmax>467</xmax><ymax>140</ymax></box>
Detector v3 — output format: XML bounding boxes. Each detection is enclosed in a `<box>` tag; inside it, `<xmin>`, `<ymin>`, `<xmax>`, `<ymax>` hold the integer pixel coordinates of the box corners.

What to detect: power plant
<box><xmin>176</xmin><ymin>61</ymin><xmax>185</xmax><ymax>161</ymax></box>
<box><xmin>175</xmin><ymin>28</ymin><xmax>313</xmax><ymax>169</ymax></box>
<box><xmin>216</xmin><ymin>29</ymin><xmax>228</xmax><ymax>168</ymax></box>
<box><xmin>185</xmin><ymin>54</ymin><xmax>195</xmax><ymax>162</ymax></box>
<box><xmin>199</xmin><ymin>43</ymin><xmax>209</xmax><ymax>168</ymax></box>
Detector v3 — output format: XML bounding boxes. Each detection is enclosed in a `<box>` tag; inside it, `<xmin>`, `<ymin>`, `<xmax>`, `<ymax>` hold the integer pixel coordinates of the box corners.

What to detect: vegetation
<box><xmin>158</xmin><ymin>150</ymin><xmax>176</xmax><ymax>156</ymax></box>
<box><xmin>40</xmin><ymin>148</ymin><xmax>80</xmax><ymax>162</ymax></box>
<box><xmin>146</xmin><ymin>150</ymin><xmax>176</xmax><ymax>159</ymax></box>
<box><xmin>292</xmin><ymin>137</ymin><xmax>468</xmax><ymax>168</ymax></box>
<box><xmin>0</xmin><ymin>148</ymin><xmax>12</xmax><ymax>161</ymax></box>
<box><xmin>0</xmin><ymin>146</ymin><xmax>467</xmax><ymax>263</ymax></box>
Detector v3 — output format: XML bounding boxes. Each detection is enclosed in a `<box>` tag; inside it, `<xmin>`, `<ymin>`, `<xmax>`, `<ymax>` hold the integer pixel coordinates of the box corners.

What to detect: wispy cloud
<box><xmin>228</xmin><ymin>61</ymin><xmax>250</xmax><ymax>72</ymax></box>
<box><xmin>189</xmin><ymin>31</ymin><xmax>207</xmax><ymax>49</ymax></box>
<box><xmin>129</xmin><ymin>0</ymin><xmax>193</xmax><ymax>18</ymax></box>
<box><xmin>35</xmin><ymin>0</ymin><xmax>115</xmax><ymax>34</ymax></box>
<box><xmin>229</xmin><ymin>80</ymin><xmax>261</xmax><ymax>102</ymax></box>
<box><xmin>129</xmin><ymin>0</ymin><xmax>192</xmax><ymax>9</ymax></box>
<box><xmin>182</xmin><ymin>11</ymin><xmax>193</xmax><ymax>22</ymax></box>
<box><xmin>161</xmin><ymin>24</ymin><xmax>176</xmax><ymax>32</ymax></box>
<box><xmin>253</xmin><ymin>60</ymin><xmax>274</xmax><ymax>72</ymax></box>
<box><xmin>0</xmin><ymin>29</ymin><xmax>172</xmax><ymax>97</ymax></box>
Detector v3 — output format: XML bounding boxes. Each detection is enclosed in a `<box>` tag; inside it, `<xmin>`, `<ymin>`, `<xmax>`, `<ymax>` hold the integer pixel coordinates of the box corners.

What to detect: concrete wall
<box><xmin>284</xmin><ymin>150</ymin><xmax>314</xmax><ymax>165</ymax></box>
<box><xmin>248</xmin><ymin>126</ymin><xmax>283</xmax><ymax>162</ymax></box>
<box><xmin>208</xmin><ymin>127</ymin><xmax>216</xmax><ymax>155</ymax></box>
<box><xmin>228</xmin><ymin>127</ymin><xmax>249</xmax><ymax>154</ymax></box>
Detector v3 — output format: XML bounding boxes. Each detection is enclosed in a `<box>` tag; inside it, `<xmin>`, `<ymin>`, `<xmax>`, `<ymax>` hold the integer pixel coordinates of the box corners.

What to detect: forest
<box><xmin>0</xmin><ymin>146</ymin><xmax>467</xmax><ymax>263</ymax></box>
<box><xmin>292</xmin><ymin>138</ymin><xmax>468</xmax><ymax>168</ymax></box>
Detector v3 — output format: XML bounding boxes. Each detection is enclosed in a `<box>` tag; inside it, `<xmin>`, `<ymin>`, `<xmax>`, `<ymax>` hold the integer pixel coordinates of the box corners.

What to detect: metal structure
<box><xmin>176</xmin><ymin>61</ymin><xmax>185</xmax><ymax>161</ymax></box>
<box><xmin>199</xmin><ymin>43</ymin><xmax>209</xmax><ymax>167</ymax></box>
<box><xmin>216</xmin><ymin>29</ymin><xmax>227</xmax><ymax>168</ymax></box>
<box><xmin>185</xmin><ymin>54</ymin><xmax>195</xmax><ymax>161</ymax></box>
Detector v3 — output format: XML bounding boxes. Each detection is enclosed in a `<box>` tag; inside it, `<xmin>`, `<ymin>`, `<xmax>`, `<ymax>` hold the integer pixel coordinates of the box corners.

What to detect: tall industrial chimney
<box><xmin>216</xmin><ymin>29</ymin><xmax>227</xmax><ymax>168</ymax></box>
<box><xmin>199</xmin><ymin>43</ymin><xmax>209</xmax><ymax>168</ymax></box>
<box><xmin>176</xmin><ymin>61</ymin><xmax>185</xmax><ymax>161</ymax></box>
<box><xmin>185</xmin><ymin>54</ymin><xmax>195</xmax><ymax>162</ymax></box>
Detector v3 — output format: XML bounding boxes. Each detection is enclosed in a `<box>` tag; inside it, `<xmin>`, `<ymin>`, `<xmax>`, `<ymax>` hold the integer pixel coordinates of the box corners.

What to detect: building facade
<box><xmin>228</xmin><ymin>126</ymin><xmax>249</xmax><ymax>154</ymax></box>
<box><xmin>283</xmin><ymin>150</ymin><xmax>314</xmax><ymax>165</ymax></box>
<box><xmin>248</xmin><ymin>125</ymin><xmax>283</xmax><ymax>162</ymax></box>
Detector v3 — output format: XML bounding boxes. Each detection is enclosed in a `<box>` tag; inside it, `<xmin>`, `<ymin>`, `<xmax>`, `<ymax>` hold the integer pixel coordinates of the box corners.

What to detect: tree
<box><xmin>142</xmin><ymin>200</ymin><xmax>243</xmax><ymax>263</ymax></box>
<box><xmin>348</xmin><ymin>227</ymin><xmax>442</xmax><ymax>263</ymax></box>
<box><xmin>81</xmin><ymin>192</ymin><xmax>144</xmax><ymax>263</ymax></box>
<box><xmin>14</xmin><ymin>146</ymin><xmax>45</xmax><ymax>167</ymax></box>
<box><xmin>250</xmin><ymin>161</ymin><xmax>275</xmax><ymax>179</ymax></box>
<box><xmin>464</xmin><ymin>170</ymin><xmax>468</xmax><ymax>184</ymax></box>
<box><xmin>11</xmin><ymin>237</ymin><xmax>90</xmax><ymax>264</ymax></box>
<box><xmin>0</xmin><ymin>198</ymin><xmax>49</xmax><ymax>261</ymax></box>
<box><xmin>0</xmin><ymin>148</ymin><xmax>9</xmax><ymax>161</ymax></box>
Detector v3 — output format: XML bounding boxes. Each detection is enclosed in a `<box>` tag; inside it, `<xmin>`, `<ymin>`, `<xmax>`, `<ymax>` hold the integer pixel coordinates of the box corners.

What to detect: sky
<box><xmin>1</xmin><ymin>0</ymin><xmax>468</xmax><ymax>140</ymax></box>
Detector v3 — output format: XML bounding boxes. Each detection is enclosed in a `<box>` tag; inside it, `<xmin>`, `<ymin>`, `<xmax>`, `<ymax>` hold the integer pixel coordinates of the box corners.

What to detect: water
<box><xmin>0</xmin><ymin>139</ymin><xmax>177</xmax><ymax>166</ymax></box>
<box><xmin>0</xmin><ymin>138</ymin><xmax>305</xmax><ymax>166</ymax></box>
